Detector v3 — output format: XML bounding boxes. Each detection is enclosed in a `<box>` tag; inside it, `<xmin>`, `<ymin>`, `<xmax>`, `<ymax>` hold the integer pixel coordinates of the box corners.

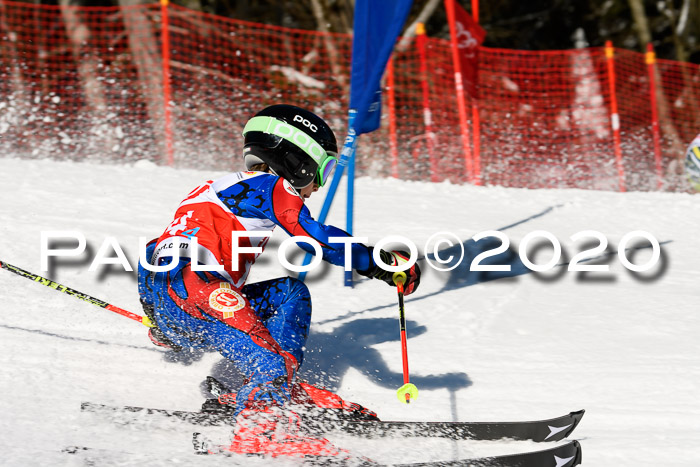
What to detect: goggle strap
<box><xmin>243</xmin><ymin>116</ymin><xmax>328</xmax><ymax>166</ymax></box>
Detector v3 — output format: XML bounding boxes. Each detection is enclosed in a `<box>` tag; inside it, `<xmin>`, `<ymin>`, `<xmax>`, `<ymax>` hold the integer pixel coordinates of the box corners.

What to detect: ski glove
<box><xmin>358</xmin><ymin>249</ymin><xmax>421</xmax><ymax>295</ymax></box>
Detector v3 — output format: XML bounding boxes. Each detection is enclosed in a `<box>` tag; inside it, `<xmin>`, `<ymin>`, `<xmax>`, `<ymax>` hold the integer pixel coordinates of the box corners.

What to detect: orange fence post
<box><xmin>605</xmin><ymin>41</ymin><xmax>625</xmax><ymax>192</ymax></box>
<box><xmin>444</xmin><ymin>0</ymin><xmax>474</xmax><ymax>183</ymax></box>
<box><xmin>160</xmin><ymin>0</ymin><xmax>174</xmax><ymax>166</ymax></box>
<box><xmin>470</xmin><ymin>0</ymin><xmax>481</xmax><ymax>185</ymax></box>
<box><xmin>646</xmin><ymin>43</ymin><xmax>663</xmax><ymax>190</ymax></box>
<box><xmin>471</xmin><ymin>100</ymin><xmax>481</xmax><ymax>185</ymax></box>
<box><xmin>387</xmin><ymin>58</ymin><xmax>400</xmax><ymax>179</ymax></box>
<box><xmin>416</xmin><ymin>23</ymin><xmax>438</xmax><ymax>182</ymax></box>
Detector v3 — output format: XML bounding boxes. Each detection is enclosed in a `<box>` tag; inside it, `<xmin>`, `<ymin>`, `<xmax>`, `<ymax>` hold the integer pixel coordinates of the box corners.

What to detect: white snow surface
<box><xmin>0</xmin><ymin>157</ymin><xmax>699</xmax><ymax>466</ymax></box>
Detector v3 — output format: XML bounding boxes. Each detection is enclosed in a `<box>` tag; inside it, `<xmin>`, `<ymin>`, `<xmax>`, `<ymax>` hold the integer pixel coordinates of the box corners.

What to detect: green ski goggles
<box><xmin>316</xmin><ymin>154</ymin><xmax>338</xmax><ymax>187</ymax></box>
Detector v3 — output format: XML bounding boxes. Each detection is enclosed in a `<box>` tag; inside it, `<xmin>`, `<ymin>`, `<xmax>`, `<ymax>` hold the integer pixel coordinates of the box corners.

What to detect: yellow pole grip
<box><xmin>393</xmin><ymin>271</ymin><xmax>407</xmax><ymax>286</ymax></box>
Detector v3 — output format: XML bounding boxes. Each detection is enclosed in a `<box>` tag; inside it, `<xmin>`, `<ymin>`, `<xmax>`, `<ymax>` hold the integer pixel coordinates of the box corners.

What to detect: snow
<box><xmin>0</xmin><ymin>157</ymin><xmax>699</xmax><ymax>465</ymax></box>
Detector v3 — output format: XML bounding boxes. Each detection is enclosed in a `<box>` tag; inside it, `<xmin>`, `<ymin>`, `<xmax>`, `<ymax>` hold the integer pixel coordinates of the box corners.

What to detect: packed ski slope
<box><xmin>0</xmin><ymin>157</ymin><xmax>698</xmax><ymax>466</ymax></box>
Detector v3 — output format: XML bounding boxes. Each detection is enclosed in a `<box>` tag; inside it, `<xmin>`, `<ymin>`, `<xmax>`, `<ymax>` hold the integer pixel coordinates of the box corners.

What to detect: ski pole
<box><xmin>0</xmin><ymin>260</ymin><xmax>153</xmax><ymax>327</ymax></box>
<box><xmin>393</xmin><ymin>271</ymin><xmax>418</xmax><ymax>404</ymax></box>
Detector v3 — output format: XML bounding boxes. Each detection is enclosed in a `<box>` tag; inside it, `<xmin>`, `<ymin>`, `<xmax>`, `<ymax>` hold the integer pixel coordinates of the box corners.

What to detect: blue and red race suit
<box><xmin>138</xmin><ymin>171</ymin><xmax>375</xmax><ymax>410</ymax></box>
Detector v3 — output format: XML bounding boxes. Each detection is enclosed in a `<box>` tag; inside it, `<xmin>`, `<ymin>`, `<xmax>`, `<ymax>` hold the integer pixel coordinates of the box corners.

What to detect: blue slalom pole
<box><xmin>298</xmin><ymin>113</ymin><xmax>357</xmax><ymax>282</ymax></box>
<box><xmin>344</xmin><ymin>132</ymin><xmax>356</xmax><ymax>287</ymax></box>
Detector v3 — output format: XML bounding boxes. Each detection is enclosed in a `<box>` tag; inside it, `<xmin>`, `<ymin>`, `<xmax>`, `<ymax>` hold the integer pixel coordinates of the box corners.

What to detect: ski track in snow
<box><xmin>1</xmin><ymin>157</ymin><xmax>699</xmax><ymax>465</ymax></box>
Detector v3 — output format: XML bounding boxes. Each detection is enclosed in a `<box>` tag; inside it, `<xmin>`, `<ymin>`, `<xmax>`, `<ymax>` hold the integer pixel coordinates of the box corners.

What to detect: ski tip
<box><xmin>571</xmin><ymin>440</ymin><xmax>583</xmax><ymax>466</ymax></box>
<box><xmin>568</xmin><ymin>409</ymin><xmax>585</xmax><ymax>434</ymax></box>
<box><xmin>544</xmin><ymin>409</ymin><xmax>585</xmax><ymax>442</ymax></box>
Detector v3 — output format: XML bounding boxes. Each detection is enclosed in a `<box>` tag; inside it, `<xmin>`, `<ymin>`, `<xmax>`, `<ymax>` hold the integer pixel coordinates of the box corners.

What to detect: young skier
<box><xmin>138</xmin><ymin>104</ymin><xmax>421</xmax><ymax>457</ymax></box>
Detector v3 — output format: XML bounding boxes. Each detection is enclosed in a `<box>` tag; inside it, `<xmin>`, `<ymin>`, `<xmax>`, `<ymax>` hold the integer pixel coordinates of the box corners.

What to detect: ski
<box><xmin>201</xmin><ymin>376</ymin><xmax>584</xmax><ymax>441</ymax></box>
<box><xmin>340</xmin><ymin>411</ymin><xmax>584</xmax><ymax>442</ymax></box>
<box><xmin>192</xmin><ymin>432</ymin><xmax>582</xmax><ymax>466</ymax></box>
<box><xmin>64</xmin><ymin>439</ymin><xmax>581</xmax><ymax>467</ymax></box>
<box><xmin>394</xmin><ymin>440</ymin><xmax>582</xmax><ymax>467</ymax></box>
<box><xmin>81</xmin><ymin>401</ymin><xmax>584</xmax><ymax>442</ymax></box>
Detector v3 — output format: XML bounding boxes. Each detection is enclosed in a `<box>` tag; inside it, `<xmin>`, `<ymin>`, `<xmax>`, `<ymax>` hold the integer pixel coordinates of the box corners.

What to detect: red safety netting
<box><xmin>476</xmin><ymin>47</ymin><xmax>618</xmax><ymax>190</ymax></box>
<box><xmin>164</xmin><ymin>4</ymin><xmax>352</xmax><ymax>169</ymax></box>
<box><xmin>0</xmin><ymin>2</ymin><xmax>164</xmax><ymax>160</ymax></box>
<box><xmin>1</xmin><ymin>1</ymin><xmax>698</xmax><ymax>192</ymax></box>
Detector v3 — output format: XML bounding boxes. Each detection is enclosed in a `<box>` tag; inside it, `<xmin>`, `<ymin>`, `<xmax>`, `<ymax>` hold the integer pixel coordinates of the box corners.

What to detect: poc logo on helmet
<box><xmin>293</xmin><ymin>115</ymin><xmax>318</xmax><ymax>133</ymax></box>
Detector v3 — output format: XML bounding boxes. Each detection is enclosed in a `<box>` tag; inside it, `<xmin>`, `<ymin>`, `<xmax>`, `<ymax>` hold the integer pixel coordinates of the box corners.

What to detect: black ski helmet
<box><xmin>242</xmin><ymin>104</ymin><xmax>338</xmax><ymax>189</ymax></box>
